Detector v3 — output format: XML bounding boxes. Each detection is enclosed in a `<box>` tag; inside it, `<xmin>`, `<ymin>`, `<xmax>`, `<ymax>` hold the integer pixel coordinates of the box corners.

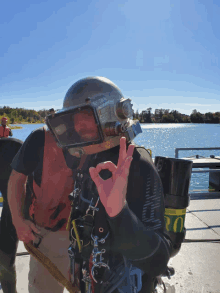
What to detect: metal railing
<box><xmin>175</xmin><ymin>147</ymin><xmax>220</xmax><ymax>159</ymax></box>
<box><xmin>175</xmin><ymin>147</ymin><xmax>220</xmax><ymax>197</ymax></box>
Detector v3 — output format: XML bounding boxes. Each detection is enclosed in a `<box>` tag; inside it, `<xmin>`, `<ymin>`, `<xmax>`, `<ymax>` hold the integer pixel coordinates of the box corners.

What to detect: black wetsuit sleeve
<box><xmin>9</xmin><ymin>129</ymin><xmax>13</xmax><ymax>136</ymax></box>
<box><xmin>11</xmin><ymin>128</ymin><xmax>44</xmax><ymax>176</ymax></box>
<box><xmin>107</xmin><ymin>203</ymin><xmax>171</xmax><ymax>276</ymax></box>
<box><xmin>106</xmin><ymin>148</ymin><xmax>172</xmax><ymax>276</ymax></box>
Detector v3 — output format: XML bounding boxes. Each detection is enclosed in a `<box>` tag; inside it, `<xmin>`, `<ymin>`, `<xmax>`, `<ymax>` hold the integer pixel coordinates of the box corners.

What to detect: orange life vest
<box><xmin>30</xmin><ymin>128</ymin><xmax>74</xmax><ymax>230</ymax></box>
<box><xmin>0</xmin><ymin>126</ymin><xmax>10</xmax><ymax>138</ymax></box>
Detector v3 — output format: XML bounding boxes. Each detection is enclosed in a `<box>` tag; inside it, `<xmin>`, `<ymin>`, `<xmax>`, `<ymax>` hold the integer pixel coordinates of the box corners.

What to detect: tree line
<box><xmin>0</xmin><ymin>106</ymin><xmax>52</xmax><ymax>124</ymax></box>
<box><xmin>134</xmin><ymin>108</ymin><xmax>220</xmax><ymax>124</ymax></box>
<box><xmin>1</xmin><ymin>105</ymin><xmax>220</xmax><ymax>124</ymax></box>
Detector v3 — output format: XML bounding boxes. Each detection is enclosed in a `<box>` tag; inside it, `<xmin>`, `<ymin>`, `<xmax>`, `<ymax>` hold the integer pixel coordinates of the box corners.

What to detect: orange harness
<box><xmin>0</xmin><ymin>126</ymin><xmax>10</xmax><ymax>138</ymax></box>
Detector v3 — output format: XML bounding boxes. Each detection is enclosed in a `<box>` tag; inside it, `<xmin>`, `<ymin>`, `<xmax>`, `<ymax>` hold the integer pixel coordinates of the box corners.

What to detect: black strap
<box><xmin>94</xmin><ymin>200</ymin><xmax>110</xmax><ymax>239</ymax></box>
<box><xmin>70</xmin><ymin>153</ymin><xmax>110</xmax><ymax>245</ymax></box>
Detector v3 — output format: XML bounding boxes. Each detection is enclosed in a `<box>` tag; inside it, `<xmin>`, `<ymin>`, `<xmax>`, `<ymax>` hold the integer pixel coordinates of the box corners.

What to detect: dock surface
<box><xmin>1</xmin><ymin>195</ymin><xmax>220</xmax><ymax>293</ymax></box>
<box><xmin>182</xmin><ymin>156</ymin><xmax>220</xmax><ymax>168</ymax></box>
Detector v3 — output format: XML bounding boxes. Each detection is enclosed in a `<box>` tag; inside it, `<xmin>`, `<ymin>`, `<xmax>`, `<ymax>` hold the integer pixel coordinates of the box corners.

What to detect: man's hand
<box><xmin>13</xmin><ymin>218</ymin><xmax>40</xmax><ymax>243</ymax></box>
<box><xmin>89</xmin><ymin>137</ymin><xmax>135</xmax><ymax>217</ymax></box>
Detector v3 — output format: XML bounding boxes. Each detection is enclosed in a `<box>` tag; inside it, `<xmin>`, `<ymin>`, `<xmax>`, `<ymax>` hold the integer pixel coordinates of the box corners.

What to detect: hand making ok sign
<box><xmin>89</xmin><ymin>137</ymin><xmax>135</xmax><ymax>217</ymax></box>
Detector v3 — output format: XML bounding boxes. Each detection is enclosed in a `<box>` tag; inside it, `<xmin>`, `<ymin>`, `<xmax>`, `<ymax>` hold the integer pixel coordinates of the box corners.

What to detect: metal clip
<box><xmin>91</xmin><ymin>231</ymin><xmax>109</xmax><ymax>244</ymax></box>
<box><xmin>82</xmin><ymin>268</ymin><xmax>92</xmax><ymax>284</ymax></box>
<box><xmin>86</xmin><ymin>197</ymin><xmax>100</xmax><ymax>216</ymax></box>
<box><xmin>32</xmin><ymin>231</ymin><xmax>43</xmax><ymax>248</ymax></box>
<box><xmin>90</xmin><ymin>233</ymin><xmax>110</xmax><ymax>283</ymax></box>
<box><xmin>86</xmin><ymin>205</ymin><xmax>99</xmax><ymax>216</ymax></box>
<box><xmin>68</xmin><ymin>245</ymin><xmax>75</xmax><ymax>283</ymax></box>
<box><xmin>73</xmin><ymin>188</ymin><xmax>80</xmax><ymax>198</ymax></box>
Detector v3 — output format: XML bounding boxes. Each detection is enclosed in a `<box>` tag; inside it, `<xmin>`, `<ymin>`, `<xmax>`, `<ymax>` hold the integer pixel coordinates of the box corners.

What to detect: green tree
<box><xmin>170</xmin><ymin>110</ymin><xmax>183</xmax><ymax>123</ymax></box>
<box><xmin>134</xmin><ymin>109</ymin><xmax>139</xmax><ymax>120</ymax></box>
<box><xmin>190</xmin><ymin>110</ymin><xmax>204</xmax><ymax>123</ymax></box>
<box><xmin>141</xmin><ymin>108</ymin><xmax>152</xmax><ymax>123</ymax></box>
<box><xmin>161</xmin><ymin>114</ymin><xmax>175</xmax><ymax>123</ymax></box>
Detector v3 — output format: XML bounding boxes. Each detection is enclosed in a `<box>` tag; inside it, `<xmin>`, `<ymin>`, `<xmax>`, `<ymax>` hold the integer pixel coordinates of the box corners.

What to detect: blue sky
<box><xmin>1</xmin><ymin>0</ymin><xmax>220</xmax><ymax>115</ymax></box>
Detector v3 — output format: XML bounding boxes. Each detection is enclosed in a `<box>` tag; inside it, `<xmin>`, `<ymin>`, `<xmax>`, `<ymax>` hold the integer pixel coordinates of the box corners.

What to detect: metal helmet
<box><xmin>46</xmin><ymin>76</ymin><xmax>142</xmax><ymax>156</ymax></box>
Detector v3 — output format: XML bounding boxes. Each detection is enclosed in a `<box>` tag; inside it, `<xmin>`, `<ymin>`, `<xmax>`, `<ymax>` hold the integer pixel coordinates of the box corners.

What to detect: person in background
<box><xmin>7</xmin><ymin>124</ymin><xmax>78</xmax><ymax>292</ymax></box>
<box><xmin>0</xmin><ymin>117</ymin><xmax>13</xmax><ymax>138</ymax></box>
<box><xmin>0</xmin><ymin>138</ymin><xmax>23</xmax><ymax>293</ymax></box>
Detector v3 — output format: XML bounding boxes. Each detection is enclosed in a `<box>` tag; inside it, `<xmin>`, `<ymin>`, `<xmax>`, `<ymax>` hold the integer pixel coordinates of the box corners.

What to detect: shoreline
<box><xmin>9</xmin><ymin>122</ymin><xmax>45</xmax><ymax>130</ymax></box>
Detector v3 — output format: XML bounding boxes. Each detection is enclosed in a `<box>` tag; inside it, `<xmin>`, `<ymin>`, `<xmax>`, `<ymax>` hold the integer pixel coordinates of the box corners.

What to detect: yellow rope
<box><xmin>72</xmin><ymin>220</ymin><xmax>82</xmax><ymax>253</ymax></box>
<box><xmin>66</xmin><ymin>212</ymin><xmax>72</xmax><ymax>231</ymax></box>
<box><xmin>146</xmin><ymin>148</ymin><xmax>152</xmax><ymax>157</ymax></box>
<box><xmin>24</xmin><ymin>242</ymin><xmax>79</xmax><ymax>293</ymax></box>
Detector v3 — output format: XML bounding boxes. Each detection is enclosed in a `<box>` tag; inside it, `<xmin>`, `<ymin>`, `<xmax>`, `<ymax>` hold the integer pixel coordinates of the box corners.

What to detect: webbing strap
<box><xmin>24</xmin><ymin>242</ymin><xmax>79</xmax><ymax>293</ymax></box>
<box><xmin>94</xmin><ymin>200</ymin><xmax>109</xmax><ymax>239</ymax></box>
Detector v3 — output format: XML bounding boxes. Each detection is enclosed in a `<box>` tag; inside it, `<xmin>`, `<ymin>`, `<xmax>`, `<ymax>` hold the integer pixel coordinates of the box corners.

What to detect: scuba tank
<box><xmin>154</xmin><ymin>156</ymin><xmax>193</xmax><ymax>257</ymax></box>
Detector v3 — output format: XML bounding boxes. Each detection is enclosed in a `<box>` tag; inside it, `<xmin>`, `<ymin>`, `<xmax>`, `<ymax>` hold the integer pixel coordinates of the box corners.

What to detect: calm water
<box><xmin>10</xmin><ymin>123</ymin><xmax>220</xmax><ymax>193</ymax></box>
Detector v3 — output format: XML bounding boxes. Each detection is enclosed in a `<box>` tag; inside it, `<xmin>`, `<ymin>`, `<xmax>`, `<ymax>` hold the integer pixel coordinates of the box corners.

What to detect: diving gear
<box><xmin>154</xmin><ymin>156</ymin><xmax>193</xmax><ymax>257</ymax></box>
<box><xmin>46</xmin><ymin>77</ymin><xmax>142</xmax><ymax>157</ymax></box>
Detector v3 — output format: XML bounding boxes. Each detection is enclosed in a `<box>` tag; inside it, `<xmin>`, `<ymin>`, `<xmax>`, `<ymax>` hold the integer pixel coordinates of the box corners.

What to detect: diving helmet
<box><xmin>46</xmin><ymin>76</ymin><xmax>142</xmax><ymax>156</ymax></box>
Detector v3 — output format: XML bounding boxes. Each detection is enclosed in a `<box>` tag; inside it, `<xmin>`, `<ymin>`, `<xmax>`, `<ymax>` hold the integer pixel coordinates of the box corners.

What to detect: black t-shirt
<box><xmin>11</xmin><ymin>127</ymin><xmax>80</xmax><ymax>187</ymax></box>
<box><xmin>0</xmin><ymin>137</ymin><xmax>23</xmax><ymax>200</ymax></box>
<box><xmin>11</xmin><ymin>128</ymin><xmax>45</xmax><ymax>186</ymax></box>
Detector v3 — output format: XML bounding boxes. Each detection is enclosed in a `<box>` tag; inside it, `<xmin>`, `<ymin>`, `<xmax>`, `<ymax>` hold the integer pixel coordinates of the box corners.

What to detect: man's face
<box><xmin>1</xmin><ymin>120</ymin><xmax>6</xmax><ymax>126</ymax></box>
<box><xmin>74</xmin><ymin>109</ymin><xmax>99</xmax><ymax>142</ymax></box>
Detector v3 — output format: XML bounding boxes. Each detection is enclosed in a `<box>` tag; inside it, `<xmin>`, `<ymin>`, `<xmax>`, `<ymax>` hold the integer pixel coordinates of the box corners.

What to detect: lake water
<box><xmin>10</xmin><ymin>123</ymin><xmax>220</xmax><ymax>193</ymax></box>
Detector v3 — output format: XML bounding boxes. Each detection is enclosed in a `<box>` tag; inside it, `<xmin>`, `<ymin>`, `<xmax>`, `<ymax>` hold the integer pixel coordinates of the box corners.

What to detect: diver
<box><xmin>45</xmin><ymin>76</ymin><xmax>173</xmax><ymax>293</ymax></box>
<box><xmin>0</xmin><ymin>117</ymin><xmax>13</xmax><ymax>138</ymax></box>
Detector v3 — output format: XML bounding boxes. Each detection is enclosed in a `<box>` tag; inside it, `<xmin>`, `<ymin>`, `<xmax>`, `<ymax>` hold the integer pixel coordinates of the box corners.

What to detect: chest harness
<box><xmin>67</xmin><ymin>154</ymin><xmax>144</xmax><ymax>293</ymax></box>
<box><xmin>67</xmin><ymin>154</ymin><xmax>111</xmax><ymax>292</ymax></box>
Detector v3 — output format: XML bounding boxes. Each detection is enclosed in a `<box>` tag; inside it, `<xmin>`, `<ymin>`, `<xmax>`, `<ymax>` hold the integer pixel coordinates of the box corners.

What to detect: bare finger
<box><xmin>20</xmin><ymin>231</ymin><xmax>35</xmax><ymax>243</ymax></box>
<box><xmin>89</xmin><ymin>167</ymin><xmax>103</xmax><ymax>186</ymax></box>
<box><xmin>29</xmin><ymin>222</ymin><xmax>41</xmax><ymax>234</ymax></box>
<box><xmin>23</xmin><ymin>237</ymin><xmax>32</xmax><ymax>244</ymax></box>
<box><xmin>95</xmin><ymin>161</ymin><xmax>117</xmax><ymax>174</ymax></box>
<box><xmin>126</xmin><ymin>144</ymin><xmax>135</xmax><ymax>158</ymax></box>
<box><xmin>117</xmin><ymin>137</ymin><xmax>127</xmax><ymax>168</ymax></box>
<box><xmin>116</xmin><ymin>156</ymin><xmax>133</xmax><ymax>178</ymax></box>
<box><xmin>31</xmin><ymin>232</ymin><xmax>40</xmax><ymax>242</ymax></box>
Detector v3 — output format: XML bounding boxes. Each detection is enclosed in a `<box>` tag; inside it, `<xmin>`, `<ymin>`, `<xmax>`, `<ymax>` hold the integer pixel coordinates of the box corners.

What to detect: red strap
<box><xmin>89</xmin><ymin>254</ymin><xmax>95</xmax><ymax>293</ymax></box>
<box><xmin>78</xmin><ymin>154</ymin><xmax>88</xmax><ymax>170</ymax></box>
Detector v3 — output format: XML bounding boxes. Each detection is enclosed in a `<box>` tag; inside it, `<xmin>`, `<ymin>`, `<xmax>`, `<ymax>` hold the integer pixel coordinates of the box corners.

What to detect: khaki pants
<box><xmin>28</xmin><ymin>228</ymin><xmax>70</xmax><ymax>293</ymax></box>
